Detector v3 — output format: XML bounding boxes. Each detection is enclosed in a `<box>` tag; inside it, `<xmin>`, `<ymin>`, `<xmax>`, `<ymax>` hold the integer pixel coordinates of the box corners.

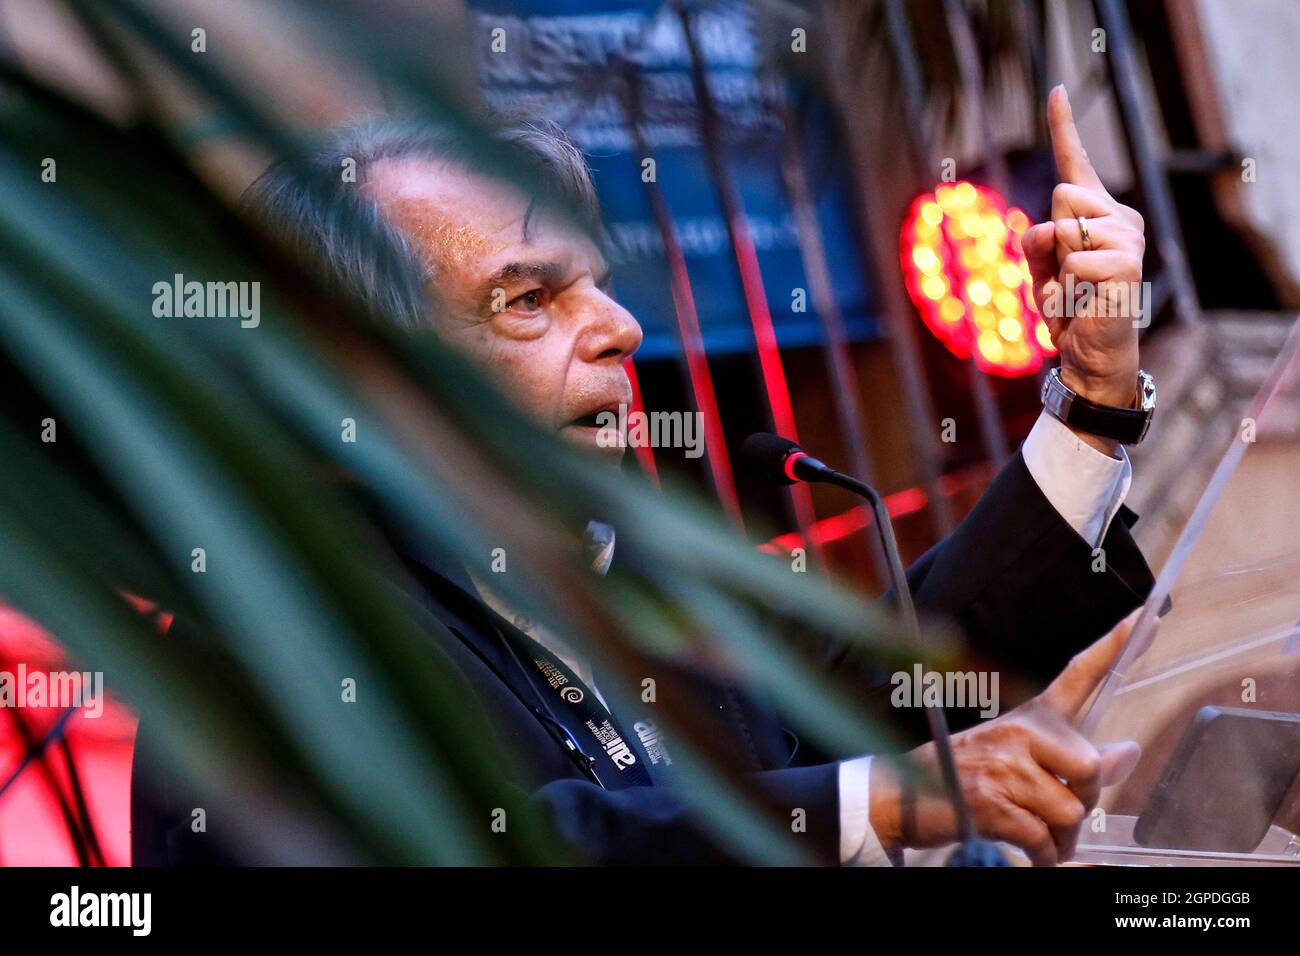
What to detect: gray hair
<box><xmin>244</xmin><ymin>113</ymin><xmax>602</xmax><ymax>329</ymax></box>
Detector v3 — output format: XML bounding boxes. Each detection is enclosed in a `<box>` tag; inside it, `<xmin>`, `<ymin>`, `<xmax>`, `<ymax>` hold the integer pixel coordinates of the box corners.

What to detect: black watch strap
<box><xmin>1041</xmin><ymin>368</ymin><xmax>1156</xmax><ymax>445</ymax></box>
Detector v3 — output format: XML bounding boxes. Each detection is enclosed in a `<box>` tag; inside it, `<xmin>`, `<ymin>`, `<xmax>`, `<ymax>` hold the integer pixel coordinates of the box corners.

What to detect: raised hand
<box><xmin>1021</xmin><ymin>86</ymin><xmax>1146</xmax><ymax>421</ymax></box>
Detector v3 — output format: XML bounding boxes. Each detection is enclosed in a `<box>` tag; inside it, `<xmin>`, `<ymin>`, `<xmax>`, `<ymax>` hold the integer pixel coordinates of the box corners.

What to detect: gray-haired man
<box><xmin>133</xmin><ymin>89</ymin><xmax>1154</xmax><ymax>866</ymax></box>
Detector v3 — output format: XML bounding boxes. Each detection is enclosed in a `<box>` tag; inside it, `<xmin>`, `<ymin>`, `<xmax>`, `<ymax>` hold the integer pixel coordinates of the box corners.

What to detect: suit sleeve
<box><xmin>832</xmin><ymin>450</ymin><xmax>1153</xmax><ymax>685</ymax></box>
<box><xmin>531</xmin><ymin>762</ymin><xmax>842</xmax><ymax>865</ymax></box>
<box><xmin>907</xmin><ymin>450</ymin><xmax>1153</xmax><ymax>679</ymax></box>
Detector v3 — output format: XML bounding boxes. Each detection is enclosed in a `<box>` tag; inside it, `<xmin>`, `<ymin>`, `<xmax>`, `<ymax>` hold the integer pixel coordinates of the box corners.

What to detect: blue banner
<box><xmin>468</xmin><ymin>0</ymin><xmax>879</xmax><ymax>358</ymax></box>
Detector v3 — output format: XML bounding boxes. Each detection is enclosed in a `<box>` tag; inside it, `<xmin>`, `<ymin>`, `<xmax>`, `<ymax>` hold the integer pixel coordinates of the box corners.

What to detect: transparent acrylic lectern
<box><xmin>1075</xmin><ymin>319</ymin><xmax>1300</xmax><ymax>866</ymax></box>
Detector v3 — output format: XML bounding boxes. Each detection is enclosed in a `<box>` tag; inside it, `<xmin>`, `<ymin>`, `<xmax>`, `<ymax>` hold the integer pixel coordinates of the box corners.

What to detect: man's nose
<box><xmin>578</xmin><ymin>293</ymin><xmax>642</xmax><ymax>364</ymax></box>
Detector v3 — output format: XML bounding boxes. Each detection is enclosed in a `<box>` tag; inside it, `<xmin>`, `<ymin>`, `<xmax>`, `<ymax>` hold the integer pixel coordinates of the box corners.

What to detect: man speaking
<box><xmin>132</xmin><ymin>87</ymin><xmax>1155</xmax><ymax>866</ymax></box>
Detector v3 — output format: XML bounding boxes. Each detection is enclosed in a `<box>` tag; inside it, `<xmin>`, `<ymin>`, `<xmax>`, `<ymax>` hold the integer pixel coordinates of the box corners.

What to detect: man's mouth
<box><xmin>560</xmin><ymin>401</ymin><xmax>626</xmax><ymax>459</ymax></box>
<box><xmin>563</xmin><ymin>402</ymin><xmax>623</xmax><ymax>431</ymax></box>
<box><xmin>567</xmin><ymin>411</ymin><xmax>606</xmax><ymax>429</ymax></box>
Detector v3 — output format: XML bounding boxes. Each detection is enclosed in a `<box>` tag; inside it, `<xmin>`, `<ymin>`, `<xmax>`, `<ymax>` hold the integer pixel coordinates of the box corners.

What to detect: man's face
<box><xmin>365</xmin><ymin>157</ymin><xmax>642</xmax><ymax>461</ymax></box>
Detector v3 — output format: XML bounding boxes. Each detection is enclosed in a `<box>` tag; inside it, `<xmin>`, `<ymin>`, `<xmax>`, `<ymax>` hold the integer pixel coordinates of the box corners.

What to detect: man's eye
<box><xmin>509</xmin><ymin>289</ymin><xmax>547</xmax><ymax>313</ymax></box>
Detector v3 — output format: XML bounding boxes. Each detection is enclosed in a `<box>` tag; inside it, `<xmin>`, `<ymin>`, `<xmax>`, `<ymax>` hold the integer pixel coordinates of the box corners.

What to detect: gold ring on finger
<box><xmin>1078</xmin><ymin>215</ymin><xmax>1092</xmax><ymax>251</ymax></box>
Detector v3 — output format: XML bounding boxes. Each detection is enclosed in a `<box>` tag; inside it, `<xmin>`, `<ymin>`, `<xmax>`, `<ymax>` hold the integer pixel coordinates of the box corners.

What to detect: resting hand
<box><xmin>869</xmin><ymin>611</ymin><xmax>1147</xmax><ymax>866</ymax></box>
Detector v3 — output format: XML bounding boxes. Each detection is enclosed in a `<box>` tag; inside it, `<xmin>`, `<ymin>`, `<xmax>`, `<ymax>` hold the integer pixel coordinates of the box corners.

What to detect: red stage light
<box><xmin>900</xmin><ymin>182</ymin><xmax>1057</xmax><ymax>377</ymax></box>
<box><xmin>0</xmin><ymin>605</ymin><xmax>136</xmax><ymax>866</ymax></box>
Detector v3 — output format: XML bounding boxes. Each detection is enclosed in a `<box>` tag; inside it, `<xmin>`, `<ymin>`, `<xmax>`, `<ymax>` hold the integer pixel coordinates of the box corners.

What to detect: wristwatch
<box><xmin>1041</xmin><ymin>367</ymin><xmax>1156</xmax><ymax>445</ymax></box>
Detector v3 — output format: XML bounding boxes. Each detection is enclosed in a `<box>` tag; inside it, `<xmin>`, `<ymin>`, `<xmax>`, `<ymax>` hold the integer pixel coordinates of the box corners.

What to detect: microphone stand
<box><xmin>807</xmin><ymin>460</ymin><xmax>1009</xmax><ymax>866</ymax></box>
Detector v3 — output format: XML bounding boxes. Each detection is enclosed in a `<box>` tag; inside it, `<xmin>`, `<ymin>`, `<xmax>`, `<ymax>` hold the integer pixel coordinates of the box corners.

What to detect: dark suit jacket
<box><xmin>130</xmin><ymin>451</ymin><xmax>1153</xmax><ymax>865</ymax></box>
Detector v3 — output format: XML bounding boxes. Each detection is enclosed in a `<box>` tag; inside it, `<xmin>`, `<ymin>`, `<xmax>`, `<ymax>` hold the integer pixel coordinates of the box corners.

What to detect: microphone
<box><xmin>742</xmin><ymin>432</ymin><xmax>1008</xmax><ymax>866</ymax></box>
<box><xmin>742</xmin><ymin>434</ymin><xmax>915</xmax><ymax>625</ymax></box>
<box><xmin>740</xmin><ymin>432</ymin><xmax>831</xmax><ymax>485</ymax></box>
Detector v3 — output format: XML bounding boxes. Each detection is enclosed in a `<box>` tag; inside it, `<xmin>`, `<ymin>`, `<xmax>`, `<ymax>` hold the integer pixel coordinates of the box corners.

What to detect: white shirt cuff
<box><xmin>838</xmin><ymin>756</ymin><xmax>894</xmax><ymax>866</ymax></box>
<box><xmin>1020</xmin><ymin>411</ymin><xmax>1132</xmax><ymax>548</ymax></box>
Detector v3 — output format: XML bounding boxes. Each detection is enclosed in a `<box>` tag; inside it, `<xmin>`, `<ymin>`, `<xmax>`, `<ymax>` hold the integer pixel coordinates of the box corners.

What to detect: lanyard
<box><xmin>496</xmin><ymin>622</ymin><xmax>656</xmax><ymax>790</ymax></box>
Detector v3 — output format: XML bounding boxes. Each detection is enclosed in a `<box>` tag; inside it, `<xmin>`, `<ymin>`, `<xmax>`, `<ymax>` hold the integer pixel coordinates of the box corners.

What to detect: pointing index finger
<box><xmin>1048</xmin><ymin>85</ymin><xmax>1107</xmax><ymax>194</ymax></box>
<box><xmin>1041</xmin><ymin>610</ymin><xmax>1144</xmax><ymax>721</ymax></box>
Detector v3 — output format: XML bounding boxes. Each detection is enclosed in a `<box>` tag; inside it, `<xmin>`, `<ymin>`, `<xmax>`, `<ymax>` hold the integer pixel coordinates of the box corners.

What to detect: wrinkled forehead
<box><xmin>363</xmin><ymin>156</ymin><xmax>599</xmax><ymax>282</ymax></box>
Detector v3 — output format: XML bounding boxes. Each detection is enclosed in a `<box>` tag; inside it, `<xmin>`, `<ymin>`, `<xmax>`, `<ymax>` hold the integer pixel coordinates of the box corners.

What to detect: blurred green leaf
<box><xmin>0</xmin><ymin>0</ymin><xmax>933</xmax><ymax>865</ymax></box>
